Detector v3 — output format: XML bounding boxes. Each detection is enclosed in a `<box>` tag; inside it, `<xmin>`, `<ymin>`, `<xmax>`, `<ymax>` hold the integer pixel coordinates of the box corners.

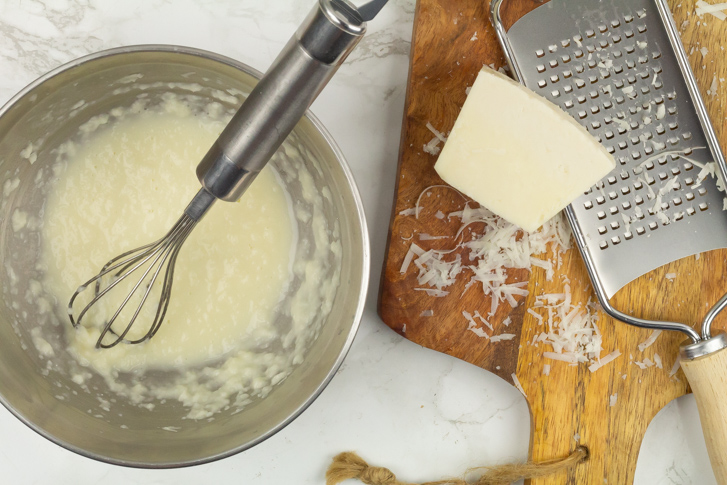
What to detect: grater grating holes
<box><xmin>525</xmin><ymin>7</ymin><xmax>720</xmax><ymax>251</ymax></box>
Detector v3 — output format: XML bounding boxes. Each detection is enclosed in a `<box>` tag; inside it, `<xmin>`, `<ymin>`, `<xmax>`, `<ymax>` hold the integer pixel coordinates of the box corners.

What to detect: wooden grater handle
<box><xmin>680</xmin><ymin>337</ymin><xmax>727</xmax><ymax>485</ymax></box>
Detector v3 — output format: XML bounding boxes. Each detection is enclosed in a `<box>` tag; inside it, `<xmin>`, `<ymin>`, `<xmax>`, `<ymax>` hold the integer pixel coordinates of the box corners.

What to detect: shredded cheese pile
<box><xmin>400</xmin><ymin>196</ymin><xmax>571</xmax><ymax>314</ymax></box>
<box><xmin>529</xmin><ymin>283</ymin><xmax>608</xmax><ymax>370</ymax></box>
<box><xmin>398</xmin><ymin>187</ymin><xmax>622</xmax><ymax>373</ymax></box>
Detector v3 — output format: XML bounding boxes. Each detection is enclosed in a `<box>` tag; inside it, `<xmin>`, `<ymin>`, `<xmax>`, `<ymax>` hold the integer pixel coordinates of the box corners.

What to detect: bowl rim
<box><xmin>0</xmin><ymin>44</ymin><xmax>370</xmax><ymax>469</ymax></box>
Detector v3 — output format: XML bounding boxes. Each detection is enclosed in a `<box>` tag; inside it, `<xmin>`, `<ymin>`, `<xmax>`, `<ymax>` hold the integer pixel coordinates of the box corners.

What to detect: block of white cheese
<box><xmin>434</xmin><ymin>68</ymin><xmax>616</xmax><ymax>233</ymax></box>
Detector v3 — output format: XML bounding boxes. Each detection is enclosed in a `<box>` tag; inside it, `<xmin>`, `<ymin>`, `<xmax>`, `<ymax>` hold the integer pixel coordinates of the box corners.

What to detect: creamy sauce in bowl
<box><xmin>44</xmin><ymin>106</ymin><xmax>295</xmax><ymax>371</ymax></box>
<box><xmin>7</xmin><ymin>92</ymin><xmax>342</xmax><ymax>420</ymax></box>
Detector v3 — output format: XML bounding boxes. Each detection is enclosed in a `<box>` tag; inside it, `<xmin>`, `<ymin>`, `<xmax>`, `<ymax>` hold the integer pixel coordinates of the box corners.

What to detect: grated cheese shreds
<box><xmin>399</xmin><ymin>243</ymin><xmax>421</xmax><ymax>274</ymax></box>
<box><xmin>654</xmin><ymin>353</ymin><xmax>663</xmax><ymax>369</ymax></box>
<box><xmin>463</xmin><ymin>209</ymin><xmax>571</xmax><ymax>313</ymax></box>
<box><xmin>634</xmin><ymin>358</ymin><xmax>656</xmax><ymax>369</ymax></box>
<box><xmin>658</xmin><ymin>175</ymin><xmax>680</xmax><ymax>197</ymax></box>
<box><xmin>637</xmin><ymin>329</ymin><xmax>663</xmax><ymax>352</ymax></box>
<box><xmin>709</xmin><ymin>75</ymin><xmax>719</xmax><ymax>96</ymax></box>
<box><xmin>414</xmin><ymin>288</ymin><xmax>449</xmax><ymax>297</ymax></box>
<box><xmin>512</xmin><ymin>373</ymin><xmax>527</xmax><ymax>398</ymax></box>
<box><xmin>527</xmin><ymin>308</ymin><xmax>544</xmax><ymax>324</ymax></box>
<box><xmin>530</xmin><ymin>257</ymin><xmax>555</xmax><ymax>280</ymax></box>
<box><xmin>423</xmin><ymin>122</ymin><xmax>447</xmax><ymax>155</ymax></box>
<box><xmin>490</xmin><ymin>333</ymin><xmax>516</xmax><ymax>343</ymax></box>
<box><xmin>543</xmin><ymin>351</ymin><xmax>579</xmax><ymax>364</ymax></box>
<box><xmin>423</xmin><ymin>137</ymin><xmax>441</xmax><ymax>155</ymax></box>
<box><xmin>609</xmin><ymin>393</ymin><xmax>618</xmax><ymax>407</ymax></box>
<box><xmin>543</xmin><ymin>364</ymin><xmax>551</xmax><ymax>376</ymax></box>
<box><xmin>474</xmin><ymin>310</ymin><xmax>494</xmax><ymax>331</ymax></box>
<box><xmin>399</xmin><ymin>207</ymin><xmax>416</xmax><ymax>216</ymax></box>
<box><xmin>531</xmin><ymin>283</ymin><xmax>606</xmax><ymax>368</ymax></box>
<box><xmin>398</xmin><ymin>185</ymin><xmax>616</xmax><ymax>371</ymax></box>
<box><xmin>419</xmin><ymin>233</ymin><xmax>450</xmax><ymax>241</ymax></box>
<box><xmin>463</xmin><ymin>311</ymin><xmax>489</xmax><ymax>338</ymax></box>
<box><xmin>696</xmin><ymin>0</ymin><xmax>727</xmax><ymax>20</ymax></box>
<box><xmin>402</xmin><ymin>197</ymin><xmax>572</xmax><ymax>316</ymax></box>
<box><xmin>410</xmin><ymin>247</ymin><xmax>463</xmax><ymax>291</ymax></box>
<box><xmin>588</xmin><ymin>350</ymin><xmax>622</xmax><ymax>373</ymax></box>
<box><xmin>468</xmin><ymin>326</ymin><xmax>488</xmax><ymax>338</ymax></box>
<box><xmin>426</xmin><ymin>122</ymin><xmax>448</xmax><ymax>143</ymax></box>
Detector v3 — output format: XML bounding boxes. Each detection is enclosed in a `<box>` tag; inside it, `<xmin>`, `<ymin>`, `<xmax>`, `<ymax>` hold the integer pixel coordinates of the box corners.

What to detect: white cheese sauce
<box><xmin>8</xmin><ymin>91</ymin><xmax>341</xmax><ymax>420</ymax></box>
<box><xmin>43</xmin><ymin>106</ymin><xmax>295</xmax><ymax>371</ymax></box>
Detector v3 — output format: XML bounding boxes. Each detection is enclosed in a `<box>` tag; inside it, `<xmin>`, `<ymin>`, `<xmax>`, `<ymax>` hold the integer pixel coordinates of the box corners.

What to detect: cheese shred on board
<box><xmin>512</xmin><ymin>373</ymin><xmax>527</xmax><ymax>397</ymax></box>
<box><xmin>696</xmin><ymin>1</ymin><xmax>727</xmax><ymax>21</ymax></box>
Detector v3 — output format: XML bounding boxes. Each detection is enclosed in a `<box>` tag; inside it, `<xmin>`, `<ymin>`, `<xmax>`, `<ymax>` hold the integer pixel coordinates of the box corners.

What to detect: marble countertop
<box><xmin>0</xmin><ymin>1</ymin><xmax>717</xmax><ymax>483</ymax></box>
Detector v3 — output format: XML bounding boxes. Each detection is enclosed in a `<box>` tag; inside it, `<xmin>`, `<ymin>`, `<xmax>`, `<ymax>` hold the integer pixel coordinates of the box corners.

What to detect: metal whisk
<box><xmin>68</xmin><ymin>190</ymin><xmax>215</xmax><ymax>348</ymax></box>
<box><xmin>68</xmin><ymin>0</ymin><xmax>388</xmax><ymax>349</ymax></box>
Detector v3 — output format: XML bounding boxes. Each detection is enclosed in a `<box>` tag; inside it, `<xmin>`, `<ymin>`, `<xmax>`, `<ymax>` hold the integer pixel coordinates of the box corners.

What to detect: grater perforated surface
<box><xmin>504</xmin><ymin>0</ymin><xmax>727</xmax><ymax>298</ymax></box>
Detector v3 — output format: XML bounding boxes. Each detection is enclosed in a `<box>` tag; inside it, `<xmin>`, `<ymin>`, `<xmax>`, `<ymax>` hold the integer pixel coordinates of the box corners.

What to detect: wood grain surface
<box><xmin>378</xmin><ymin>1</ymin><xmax>727</xmax><ymax>483</ymax></box>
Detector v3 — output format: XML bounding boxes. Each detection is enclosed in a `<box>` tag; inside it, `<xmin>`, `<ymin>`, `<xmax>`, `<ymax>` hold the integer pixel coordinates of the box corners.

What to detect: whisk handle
<box><xmin>197</xmin><ymin>0</ymin><xmax>369</xmax><ymax>201</ymax></box>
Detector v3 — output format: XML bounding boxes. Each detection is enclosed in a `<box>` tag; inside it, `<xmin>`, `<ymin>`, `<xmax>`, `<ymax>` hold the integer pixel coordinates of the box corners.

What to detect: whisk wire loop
<box><xmin>69</xmin><ymin>214</ymin><xmax>198</xmax><ymax>349</ymax></box>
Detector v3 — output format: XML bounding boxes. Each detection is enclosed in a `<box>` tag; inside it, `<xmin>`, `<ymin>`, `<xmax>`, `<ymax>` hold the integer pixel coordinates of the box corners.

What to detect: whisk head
<box><xmin>68</xmin><ymin>213</ymin><xmax>198</xmax><ymax>349</ymax></box>
<box><xmin>69</xmin><ymin>188</ymin><xmax>215</xmax><ymax>349</ymax></box>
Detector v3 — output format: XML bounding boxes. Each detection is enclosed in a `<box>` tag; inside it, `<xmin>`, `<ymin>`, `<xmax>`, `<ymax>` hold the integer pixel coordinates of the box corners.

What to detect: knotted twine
<box><xmin>325</xmin><ymin>446</ymin><xmax>588</xmax><ymax>485</ymax></box>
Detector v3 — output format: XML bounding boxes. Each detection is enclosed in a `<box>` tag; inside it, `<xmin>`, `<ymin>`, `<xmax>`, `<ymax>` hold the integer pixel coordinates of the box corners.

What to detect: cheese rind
<box><xmin>434</xmin><ymin>68</ymin><xmax>615</xmax><ymax>232</ymax></box>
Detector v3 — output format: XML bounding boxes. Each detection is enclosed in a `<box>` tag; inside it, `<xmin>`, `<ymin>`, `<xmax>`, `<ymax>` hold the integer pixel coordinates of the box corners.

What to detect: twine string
<box><xmin>326</xmin><ymin>446</ymin><xmax>588</xmax><ymax>485</ymax></box>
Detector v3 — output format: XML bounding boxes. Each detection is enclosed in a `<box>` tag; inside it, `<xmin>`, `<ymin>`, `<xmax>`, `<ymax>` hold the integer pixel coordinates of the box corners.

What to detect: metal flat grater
<box><xmin>492</xmin><ymin>1</ymin><xmax>727</xmax><ymax>480</ymax></box>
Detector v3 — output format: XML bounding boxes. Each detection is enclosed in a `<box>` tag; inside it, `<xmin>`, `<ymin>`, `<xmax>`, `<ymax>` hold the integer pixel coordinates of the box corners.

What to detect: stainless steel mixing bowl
<box><xmin>0</xmin><ymin>45</ymin><xmax>369</xmax><ymax>467</ymax></box>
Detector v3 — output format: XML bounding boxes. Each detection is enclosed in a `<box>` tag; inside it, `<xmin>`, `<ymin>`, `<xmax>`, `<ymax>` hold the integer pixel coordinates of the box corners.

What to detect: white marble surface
<box><xmin>0</xmin><ymin>1</ymin><xmax>717</xmax><ymax>484</ymax></box>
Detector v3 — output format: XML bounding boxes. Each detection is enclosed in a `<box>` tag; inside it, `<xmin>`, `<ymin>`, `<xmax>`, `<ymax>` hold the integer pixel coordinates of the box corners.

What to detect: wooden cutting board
<box><xmin>378</xmin><ymin>1</ymin><xmax>727</xmax><ymax>483</ymax></box>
